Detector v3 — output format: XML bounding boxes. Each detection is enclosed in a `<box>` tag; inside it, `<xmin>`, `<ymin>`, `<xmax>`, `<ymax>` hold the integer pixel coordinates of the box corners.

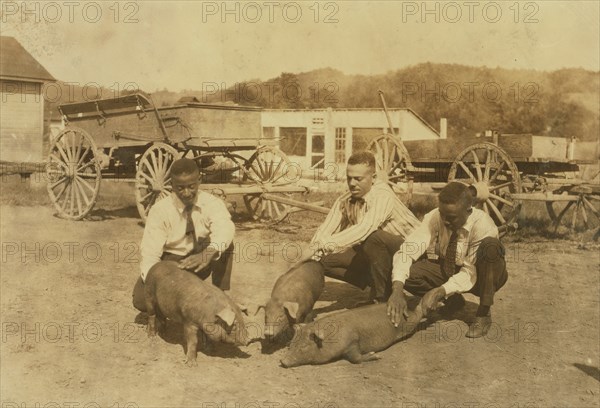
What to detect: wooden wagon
<box><xmin>367</xmin><ymin>92</ymin><xmax>600</xmax><ymax>236</ymax></box>
<box><xmin>45</xmin><ymin>93</ymin><xmax>308</xmax><ymax>221</ymax></box>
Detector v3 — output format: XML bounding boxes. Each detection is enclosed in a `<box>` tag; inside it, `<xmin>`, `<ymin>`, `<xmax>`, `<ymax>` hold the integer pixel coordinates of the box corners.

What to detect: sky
<box><xmin>1</xmin><ymin>0</ymin><xmax>599</xmax><ymax>91</ymax></box>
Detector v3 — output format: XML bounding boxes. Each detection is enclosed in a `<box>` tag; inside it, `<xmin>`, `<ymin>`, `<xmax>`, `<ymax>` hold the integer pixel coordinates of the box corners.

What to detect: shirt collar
<box><xmin>346</xmin><ymin>180</ymin><xmax>386</xmax><ymax>203</ymax></box>
<box><xmin>172</xmin><ymin>193</ymin><xmax>200</xmax><ymax>214</ymax></box>
<box><xmin>462</xmin><ymin>208</ymin><xmax>479</xmax><ymax>232</ymax></box>
<box><xmin>439</xmin><ymin>207</ymin><xmax>478</xmax><ymax>234</ymax></box>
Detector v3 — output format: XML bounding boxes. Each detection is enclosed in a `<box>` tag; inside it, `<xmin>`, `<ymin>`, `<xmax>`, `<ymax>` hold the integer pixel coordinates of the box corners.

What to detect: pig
<box><xmin>260</xmin><ymin>260</ymin><xmax>324</xmax><ymax>341</ymax></box>
<box><xmin>280</xmin><ymin>302</ymin><xmax>424</xmax><ymax>367</ymax></box>
<box><xmin>144</xmin><ymin>261</ymin><xmax>250</xmax><ymax>366</ymax></box>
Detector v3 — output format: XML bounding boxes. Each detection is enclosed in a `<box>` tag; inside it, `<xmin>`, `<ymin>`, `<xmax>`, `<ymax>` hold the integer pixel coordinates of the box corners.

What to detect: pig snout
<box><xmin>265</xmin><ymin>323</ymin><xmax>295</xmax><ymax>344</ymax></box>
<box><xmin>264</xmin><ymin>305</ymin><xmax>291</xmax><ymax>340</ymax></box>
<box><xmin>264</xmin><ymin>321</ymin><xmax>288</xmax><ymax>339</ymax></box>
<box><xmin>280</xmin><ymin>358</ymin><xmax>296</xmax><ymax>368</ymax></box>
<box><xmin>201</xmin><ymin>320</ymin><xmax>246</xmax><ymax>346</ymax></box>
<box><xmin>264</xmin><ymin>324</ymin><xmax>276</xmax><ymax>338</ymax></box>
<box><xmin>280</xmin><ymin>350</ymin><xmax>308</xmax><ymax>368</ymax></box>
<box><xmin>236</xmin><ymin>326</ymin><xmax>251</xmax><ymax>346</ymax></box>
<box><xmin>280</xmin><ymin>346</ymin><xmax>322</xmax><ymax>368</ymax></box>
<box><xmin>223</xmin><ymin>323</ymin><xmax>251</xmax><ymax>347</ymax></box>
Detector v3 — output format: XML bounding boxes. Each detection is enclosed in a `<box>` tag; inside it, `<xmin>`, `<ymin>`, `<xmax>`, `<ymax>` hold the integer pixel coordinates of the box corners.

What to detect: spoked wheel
<box><xmin>367</xmin><ymin>134</ymin><xmax>412</xmax><ymax>197</ymax></box>
<box><xmin>448</xmin><ymin>143</ymin><xmax>522</xmax><ymax>229</ymax></box>
<box><xmin>190</xmin><ymin>151</ymin><xmax>248</xmax><ymax>184</ymax></box>
<box><xmin>244</xmin><ymin>193</ymin><xmax>294</xmax><ymax>223</ymax></box>
<box><xmin>135</xmin><ymin>142</ymin><xmax>180</xmax><ymax>221</ymax></box>
<box><xmin>546</xmin><ymin>185</ymin><xmax>600</xmax><ymax>233</ymax></box>
<box><xmin>46</xmin><ymin>127</ymin><xmax>101</xmax><ymax>220</ymax></box>
<box><xmin>242</xmin><ymin>146</ymin><xmax>298</xmax><ymax>222</ymax></box>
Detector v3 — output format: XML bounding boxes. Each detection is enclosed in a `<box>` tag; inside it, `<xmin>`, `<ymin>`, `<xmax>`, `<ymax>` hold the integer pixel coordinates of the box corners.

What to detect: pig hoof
<box><xmin>363</xmin><ymin>352</ymin><xmax>381</xmax><ymax>362</ymax></box>
<box><xmin>185</xmin><ymin>358</ymin><xmax>198</xmax><ymax>367</ymax></box>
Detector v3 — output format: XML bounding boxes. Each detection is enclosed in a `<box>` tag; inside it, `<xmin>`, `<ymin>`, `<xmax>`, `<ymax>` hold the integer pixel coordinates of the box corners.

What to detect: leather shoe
<box><xmin>466</xmin><ymin>315</ymin><xmax>492</xmax><ymax>338</ymax></box>
<box><xmin>440</xmin><ymin>294</ymin><xmax>465</xmax><ymax>316</ymax></box>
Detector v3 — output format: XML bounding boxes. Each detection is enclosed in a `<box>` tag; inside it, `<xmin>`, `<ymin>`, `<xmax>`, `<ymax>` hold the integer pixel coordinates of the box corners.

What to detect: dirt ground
<box><xmin>1</xmin><ymin>200</ymin><xmax>599</xmax><ymax>408</ymax></box>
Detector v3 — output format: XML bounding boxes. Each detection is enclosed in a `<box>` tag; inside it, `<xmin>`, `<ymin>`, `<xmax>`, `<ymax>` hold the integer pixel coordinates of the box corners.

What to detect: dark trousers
<box><xmin>320</xmin><ymin>230</ymin><xmax>404</xmax><ymax>300</ymax></box>
<box><xmin>131</xmin><ymin>244</ymin><xmax>234</xmax><ymax>312</ymax></box>
<box><xmin>404</xmin><ymin>237</ymin><xmax>508</xmax><ymax>307</ymax></box>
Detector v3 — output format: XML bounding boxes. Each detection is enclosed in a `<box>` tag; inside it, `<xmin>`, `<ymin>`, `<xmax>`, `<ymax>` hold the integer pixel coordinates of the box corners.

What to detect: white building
<box><xmin>261</xmin><ymin>108</ymin><xmax>445</xmax><ymax>176</ymax></box>
<box><xmin>0</xmin><ymin>36</ymin><xmax>56</xmax><ymax>163</ymax></box>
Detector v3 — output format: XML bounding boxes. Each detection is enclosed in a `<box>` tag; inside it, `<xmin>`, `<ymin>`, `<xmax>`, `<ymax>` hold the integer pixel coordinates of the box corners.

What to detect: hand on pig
<box><xmin>178</xmin><ymin>247</ymin><xmax>219</xmax><ymax>272</ymax></box>
<box><xmin>421</xmin><ymin>286</ymin><xmax>446</xmax><ymax>315</ymax></box>
<box><xmin>387</xmin><ymin>282</ymin><xmax>409</xmax><ymax>327</ymax></box>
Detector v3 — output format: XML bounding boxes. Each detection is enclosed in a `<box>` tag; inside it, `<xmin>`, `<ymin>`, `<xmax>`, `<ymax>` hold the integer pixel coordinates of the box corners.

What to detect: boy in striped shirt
<box><xmin>311</xmin><ymin>151</ymin><xmax>420</xmax><ymax>303</ymax></box>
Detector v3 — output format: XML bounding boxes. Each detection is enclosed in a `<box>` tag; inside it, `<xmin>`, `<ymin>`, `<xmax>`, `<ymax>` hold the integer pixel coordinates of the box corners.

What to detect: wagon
<box><xmin>45</xmin><ymin>93</ymin><xmax>310</xmax><ymax>222</ymax></box>
<box><xmin>367</xmin><ymin>91</ymin><xmax>600</xmax><ymax>236</ymax></box>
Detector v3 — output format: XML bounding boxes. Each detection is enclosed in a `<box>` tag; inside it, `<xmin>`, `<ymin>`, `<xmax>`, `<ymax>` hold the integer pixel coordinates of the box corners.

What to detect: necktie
<box><xmin>347</xmin><ymin>197</ymin><xmax>365</xmax><ymax>225</ymax></box>
<box><xmin>185</xmin><ymin>205</ymin><xmax>198</xmax><ymax>253</ymax></box>
<box><xmin>443</xmin><ymin>231</ymin><xmax>459</xmax><ymax>278</ymax></box>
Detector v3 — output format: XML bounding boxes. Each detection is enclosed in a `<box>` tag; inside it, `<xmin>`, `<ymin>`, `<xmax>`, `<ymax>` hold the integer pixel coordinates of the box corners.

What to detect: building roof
<box><xmin>0</xmin><ymin>36</ymin><xmax>56</xmax><ymax>82</ymax></box>
<box><xmin>263</xmin><ymin>107</ymin><xmax>440</xmax><ymax>136</ymax></box>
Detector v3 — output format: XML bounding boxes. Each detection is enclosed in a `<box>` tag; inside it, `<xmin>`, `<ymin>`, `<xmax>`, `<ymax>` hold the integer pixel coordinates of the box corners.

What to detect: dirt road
<box><xmin>1</xmin><ymin>204</ymin><xmax>599</xmax><ymax>408</ymax></box>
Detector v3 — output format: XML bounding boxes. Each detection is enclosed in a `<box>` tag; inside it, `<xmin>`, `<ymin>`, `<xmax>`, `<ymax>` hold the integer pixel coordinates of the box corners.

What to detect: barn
<box><xmin>0</xmin><ymin>36</ymin><xmax>56</xmax><ymax>163</ymax></box>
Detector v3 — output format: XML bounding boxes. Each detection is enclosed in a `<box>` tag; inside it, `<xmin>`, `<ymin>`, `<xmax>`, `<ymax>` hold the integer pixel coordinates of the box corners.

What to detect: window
<box><xmin>312</xmin><ymin>133</ymin><xmax>325</xmax><ymax>153</ymax></box>
<box><xmin>279</xmin><ymin>127</ymin><xmax>307</xmax><ymax>156</ymax></box>
<box><xmin>262</xmin><ymin>127</ymin><xmax>275</xmax><ymax>139</ymax></box>
<box><xmin>311</xmin><ymin>133</ymin><xmax>325</xmax><ymax>169</ymax></box>
<box><xmin>335</xmin><ymin>127</ymin><xmax>346</xmax><ymax>163</ymax></box>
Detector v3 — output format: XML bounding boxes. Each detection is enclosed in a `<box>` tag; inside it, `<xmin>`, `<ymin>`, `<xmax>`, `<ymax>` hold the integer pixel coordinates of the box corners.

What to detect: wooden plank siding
<box><xmin>65</xmin><ymin>103</ymin><xmax>263</xmax><ymax>148</ymax></box>
<box><xmin>0</xmin><ymin>80</ymin><xmax>45</xmax><ymax>162</ymax></box>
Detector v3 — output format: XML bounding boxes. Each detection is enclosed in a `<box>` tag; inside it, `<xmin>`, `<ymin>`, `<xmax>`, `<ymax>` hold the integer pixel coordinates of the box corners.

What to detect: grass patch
<box><xmin>0</xmin><ymin>174</ymin><xmax>51</xmax><ymax>206</ymax></box>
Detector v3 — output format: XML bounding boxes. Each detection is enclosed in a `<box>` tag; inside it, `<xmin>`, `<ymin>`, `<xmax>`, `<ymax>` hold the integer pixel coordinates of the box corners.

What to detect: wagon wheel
<box><xmin>545</xmin><ymin>185</ymin><xmax>600</xmax><ymax>234</ymax></box>
<box><xmin>367</xmin><ymin>134</ymin><xmax>412</xmax><ymax>199</ymax></box>
<box><xmin>448</xmin><ymin>143</ymin><xmax>522</xmax><ymax>230</ymax></box>
<box><xmin>191</xmin><ymin>151</ymin><xmax>248</xmax><ymax>184</ymax></box>
<box><xmin>242</xmin><ymin>146</ymin><xmax>298</xmax><ymax>222</ymax></box>
<box><xmin>46</xmin><ymin>127</ymin><xmax>101</xmax><ymax>220</ymax></box>
<box><xmin>135</xmin><ymin>142</ymin><xmax>180</xmax><ymax>221</ymax></box>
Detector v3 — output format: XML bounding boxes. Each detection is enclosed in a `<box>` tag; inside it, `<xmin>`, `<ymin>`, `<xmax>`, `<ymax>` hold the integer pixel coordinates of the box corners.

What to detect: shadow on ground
<box><xmin>86</xmin><ymin>206</ymin><xmax>141</xmax><ymax>221</ymax></box>
<box><xmin>141</xmin><ymin>317</ymin><xmax>251</xmax><ymax>359</ymax></box>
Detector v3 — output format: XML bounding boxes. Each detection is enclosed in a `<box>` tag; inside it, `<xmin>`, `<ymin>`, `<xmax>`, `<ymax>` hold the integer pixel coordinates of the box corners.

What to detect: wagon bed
<box><xmin>46</xmin><ymin>93</ymin><xmax>309</xmax><ymax>222</ymax></box>
<box><xmin>368</xmin><ymin>91</ymin><xmax>599</xmax><ymax>236</ymax></box>
<box><xmin>368</xmin><ymin>131</ymin><xmax>599</xmax><ymax>236</ymax></box>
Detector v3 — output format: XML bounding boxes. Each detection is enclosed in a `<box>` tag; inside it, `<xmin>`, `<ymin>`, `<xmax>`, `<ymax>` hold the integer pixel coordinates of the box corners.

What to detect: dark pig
<box><xmin>261</xmin><ymin>260</ymin><xmax>324</xmax><ymax>340</ymax></box>
<box><xmin>144</xmin><ymin>261</ymin><xmax>250</xmax><ymax>366</ymax></box>
<box><xmin>280</xmin><ymin>302</ymin><xmax>424</xmax><ymax>367</ymax></box>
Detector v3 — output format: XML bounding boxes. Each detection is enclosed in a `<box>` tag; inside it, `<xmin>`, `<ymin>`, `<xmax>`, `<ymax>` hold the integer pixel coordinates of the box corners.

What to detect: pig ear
<box><xmin>282</xmin><ymin>301</ymin><xmax>299</xmax><ymax>321</ymax></box>
<box><xmin>237</xmin><ymin>304</ymin><xmax>249</xmax><ymax>316</ymax></box>
<box><xmin>309</xmin><ymin>332</ymin><xmax>324</xmax><ymax>348</ymax></box>
<box><xmin>216</xmin><ymin>307</ymin><xmax>236</xmax><ymax>327</ymax></box>
<box><xmin>254</xmin><ymin>305</ymin><xmax>266</xmax><ymax>316</ymax></box>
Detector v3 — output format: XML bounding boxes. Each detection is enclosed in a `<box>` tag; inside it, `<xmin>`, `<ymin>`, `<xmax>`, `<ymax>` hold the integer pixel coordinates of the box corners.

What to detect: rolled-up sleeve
<box><xmin>442</xmin><ymin>263</ymin><xmax>477</xmax><ymax>296</ymax></box>
<box><xmin>140</xmin><ymin>207</ymin><xmax>168</xmax><ymax>282</ymax></box>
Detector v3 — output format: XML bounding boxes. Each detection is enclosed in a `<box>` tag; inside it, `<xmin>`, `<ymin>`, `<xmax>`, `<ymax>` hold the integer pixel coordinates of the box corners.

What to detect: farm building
<box><xmin>0</xmin><ymin>36</ymin><xmax>56</xmax><ymax>163</ymax></box>
<box><xmin>261</xmin><ymin>108</ymin><xmax>445</xmax><ymax>174</ymax></box>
